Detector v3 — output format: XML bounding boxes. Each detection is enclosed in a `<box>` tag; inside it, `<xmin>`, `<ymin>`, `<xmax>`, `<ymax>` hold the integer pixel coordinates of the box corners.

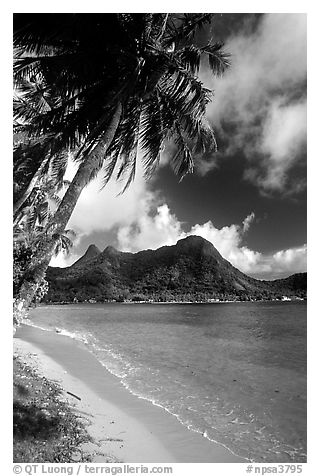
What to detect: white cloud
<box><xmin>50</xmin><ymin>251</ymin><xmax>82</xmax><ymax>268</ymax></box>
<box><xmin>49</xmin><ymin>155</ymin><xmax>158</xmax><ymax>266</ymax></box>
<box><xmin>49</xmin><ymin>218</ymin><xmax>83</xmax><ymax>267</ymax></box>
<box><xmin>48</xmin><ymin>14</ymin><xmax>307</xmax><ymax>276</ymax></box>
<box><xmin>116</xmin><ymin>204</ymin><xmax>306</xmax><ymax>280</ymax></box>
<box><xmin>63</xmin><ymin>158</ymin><xmax>157</xmax><ymax>236</ymax></box>
<box><xmin>117</xmin><ymin>204</ymin><xmax>183</xmax><ymax>252</ymax></box>
<box><xmin>194</xmin><ymin>154</ymin><xmax>219</xmax><ymax>177</ymax></box>
<box><xmin>242</xmin><ymin>211</ymin><xmax>255</xmax><ymax>232</ymax></box>
<box><xmin>271</xmin><ymin>245</ymin><xmax>307</xmax><ymax>274</ymax></box>
<box><xmin>202</xmin><ymin>13</ymin><xmax>307</xmax><ymax>193</ymax></box>
<box><xmin>51</xmin><ymin>187</ymin><xmax>306</xmax><ymax>279</ymax></box>
<box><xmin>261</xmin><ymin>100</ymin><xmax>307</xmax><ymax>162</ymax></box>
<box><xmin>255</xmin><ymin>99</ymin><xmax>307</xmax><ymax>191</ymax></box>
<box><xmin>51</xmin><ymin>157</ymin><xmax>306</xmax><ymax>278</ymax></box>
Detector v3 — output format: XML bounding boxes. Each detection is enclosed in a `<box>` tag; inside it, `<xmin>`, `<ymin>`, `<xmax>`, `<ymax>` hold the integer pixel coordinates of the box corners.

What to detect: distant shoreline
<box><xmin>41</xmin><ymin>297</ymin><xmax>307</xmax><ymax>306</ymax></box>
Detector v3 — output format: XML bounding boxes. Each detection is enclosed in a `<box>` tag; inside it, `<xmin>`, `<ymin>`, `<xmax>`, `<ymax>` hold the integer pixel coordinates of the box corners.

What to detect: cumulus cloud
<box><xmin>245</xmin><ymin>99</ymin><xmax>307</xmax><ymax>191</ymax></box>
<box><xmin>117</xmin><ymin>204</ymin><xmax>183</xmax><ymax>252</ymax></box>
<box><xmin>270</xmin><ymin>245</ymin><xmax>307</xmax><ymax>277</ymax></box>
<box><xmin>116</xmin><ymin>204</ymin><xmax>306</xmax><ymax>280</ymax></box>
<box><xmin>242</xmin><ymin>212</ymin><xmax>255</xmax><ymax>232</ymax></box>
<box><xmin>202</xmin><ymin>13</ymin><xmax>307</xmax><ymax>193</ymax></box>
<box><xmin>49</xmin><ymin>210</ymin><xmax>84</xmax><ymax>267</ymax></box>
<box><xmin>51</xmin><ymin>185</ymin><xmax>306</xmax><ymax>279</ymax></box>
<box><xmin>50</xmin><ymin>251</ymin><xmax>82</xmax><ymax>268</ymax></box>
<box><xmin>60</xmin><ymin>157</ymin><xmax>157</xmax><ymax>236</ymax></box>
<box><xmin>49</xmin><ymin>155</ymin><xmax>158</xmax><ymax>267</ymax></box>
<box><xmin>48</xmin><ymin>15</ymin><xmax>307</xmax><ymax>275</ymax></box>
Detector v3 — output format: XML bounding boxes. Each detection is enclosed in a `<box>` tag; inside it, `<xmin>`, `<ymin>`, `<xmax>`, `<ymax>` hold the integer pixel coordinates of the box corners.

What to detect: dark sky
<box><xmin>51</xmin><ymin>13</ymin><xmax>307</xmax><ymax>280</ymax></box>
<box><xmin>150</xmin><ymin>155</ymin><xmax>307</xmax><ymax>254</ymax></box>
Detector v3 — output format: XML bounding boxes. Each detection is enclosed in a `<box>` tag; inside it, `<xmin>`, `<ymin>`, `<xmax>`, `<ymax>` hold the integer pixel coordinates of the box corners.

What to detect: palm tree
<box><xmin>14</xmin><ymin>224</ymin><xmax>75</xmax><ymax>320</ymax></box>
<box><xmin>13</xmin><ymin>13</ymin><xmax>230</xmax><ymax>323</ymax></box>
<box><xmin>13</xmin><ymin>186</ymin><xmax>75</xmax><ymax>326</ymax></box>
<box><xmin>13</xmin><ymin>140</ymin><xmax>69</xmax><ymax>225</ymax></box>
<box><xmin>13</xmin><ymin>75</ymin><xmax>70</xmax><ymax>221</ymax></box>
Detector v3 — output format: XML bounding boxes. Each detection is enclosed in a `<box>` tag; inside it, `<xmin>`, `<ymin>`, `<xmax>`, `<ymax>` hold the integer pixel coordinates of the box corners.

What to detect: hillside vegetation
<box><xmin>45</xmin><ymin>236</ymin><xmax>307</xmax><ymax>303</ymax></box>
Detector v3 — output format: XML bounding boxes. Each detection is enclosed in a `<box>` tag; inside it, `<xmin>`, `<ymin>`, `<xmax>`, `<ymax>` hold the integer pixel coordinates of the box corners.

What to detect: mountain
<box><xmin>71</xmin><ymin>244</ymin><xmax>101</xmax><ymax>267</ymax></box>
<box><xmin>267</xmin><ymin>273</ymin><xmax>307</xmax><ymax>294</ymax></box>
<box><xmin>45</xmin><ymin>236</ymin><xmax>307</xmax><ymax>303</ymax></box>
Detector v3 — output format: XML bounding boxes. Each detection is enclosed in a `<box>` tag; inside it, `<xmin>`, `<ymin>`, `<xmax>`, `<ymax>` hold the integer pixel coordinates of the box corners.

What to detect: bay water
<box><xmin>27</xmin><ymin>301</ymin><xmax>307</xmax><ymax>462</ymax></box>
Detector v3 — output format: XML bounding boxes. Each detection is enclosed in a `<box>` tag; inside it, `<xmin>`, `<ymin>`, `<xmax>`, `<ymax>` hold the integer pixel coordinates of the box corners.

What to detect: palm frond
<box><xmin>177</xmin><ymin>45</ymin><xmax>202</xmax><ymax>74</ymax></box>
<box><xmin>139</xmin><ymin>93</ymin><xmax>165</xmax><ymax>178</ymax></box>
<box><xmin>164</xmin><ymin>14</ymin><xmax>213</xmax><ymax>48</ymax></box>
<box><xmin>49</xmin><ymin>150</ymin><xmax>69</xmax><ymax>189</ymax></box>
<box><xmin>14</xmin><ymin>12</ymin><xmax>229</xmax><ymax>227</ymax></box>
<box><xmin>102</xmin><ymin>153</ymin><xmax>120</xmax><ymax>186</ymax></box>
<box><xmin>202</xmin><ymin>43</ymin><xmax>231</xmax><ymax>76</ymax></box>
<box><xmin>171</xmin><ymin>123</ymin><xmax>194</xmax><ymax>178</ymax></box>
<box><xmin>102</xmin><ymin>99</ymin><xmax>141</xmax><ymax>189</ymax></box>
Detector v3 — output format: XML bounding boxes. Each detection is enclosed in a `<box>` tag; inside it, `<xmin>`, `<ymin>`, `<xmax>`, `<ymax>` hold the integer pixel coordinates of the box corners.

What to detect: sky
<box><xmin>50</xmin><ymin>13</ymin><xmax>307</xmax><ymax>281</ymax></box>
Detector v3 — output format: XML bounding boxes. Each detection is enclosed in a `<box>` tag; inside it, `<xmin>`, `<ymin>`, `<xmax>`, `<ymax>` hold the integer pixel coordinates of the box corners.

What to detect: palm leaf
<box><xmin>202</xmin><ymin>43</ymin><xmax>231</xmax><ymax>76</ymax></box>
<box><xmin>164</xmin><ymin>14</ymin><xmax>213</xmax><ymax>48</ymax></box>
<box><xmin>171</xmin><ymin>123</ymin><xmax>194</xmax><ymax>178</ymax></box>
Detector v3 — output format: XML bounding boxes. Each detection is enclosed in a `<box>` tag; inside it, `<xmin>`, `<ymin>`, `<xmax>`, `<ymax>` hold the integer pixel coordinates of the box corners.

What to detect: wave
<box><xmin>23</xmin><ymin>319</ymin><xmax>91</xmax><ymax>345</ymax></box>
<box><xmin>22</xmin><ymin>318</ymin><xmax>305</xmax><ymax>462</ymax></box>
<box><xmin>22</xmin><ymin>318</ymin><xmax>250</xmax><ymax>461</ymax></box>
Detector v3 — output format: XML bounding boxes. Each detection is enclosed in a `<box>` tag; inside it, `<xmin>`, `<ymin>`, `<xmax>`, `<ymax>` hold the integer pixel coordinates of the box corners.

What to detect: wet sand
<box><xmin>14</xmin><ymin>324</ymin><xmax>245</xmax><ymax>463</ymax></box>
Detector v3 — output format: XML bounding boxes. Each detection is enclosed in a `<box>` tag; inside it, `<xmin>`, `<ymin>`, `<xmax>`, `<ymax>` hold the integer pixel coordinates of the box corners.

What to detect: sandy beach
<box><xmin>14</xmin><ymin>324</ymin><xmax>245</xmax><ymax>463</ymax></box>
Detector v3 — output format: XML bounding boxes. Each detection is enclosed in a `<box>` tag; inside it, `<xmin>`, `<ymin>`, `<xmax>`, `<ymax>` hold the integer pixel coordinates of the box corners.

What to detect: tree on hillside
<box><xmin>13</xmin><ymin>13</ymin><xmax>230</xmax><ymax>325</ymax></box>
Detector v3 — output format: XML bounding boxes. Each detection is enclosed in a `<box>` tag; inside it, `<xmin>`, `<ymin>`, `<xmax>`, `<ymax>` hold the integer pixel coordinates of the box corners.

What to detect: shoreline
<box><xmin>41</xmin><ymin>298</ymin><xmax>306</xmax><ymax>305</ymax></box>
<box><xmin>14</xmin><ymin>324</ymin><xmax>245</xmax><ymax>463</ymax></box>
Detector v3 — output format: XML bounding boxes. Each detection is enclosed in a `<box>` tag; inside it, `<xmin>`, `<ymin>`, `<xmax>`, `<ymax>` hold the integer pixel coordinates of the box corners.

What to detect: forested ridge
<box><xmin>45</xmin><ymin>236</ymin><xmax>307</xmax><ymax>303</ymax></box>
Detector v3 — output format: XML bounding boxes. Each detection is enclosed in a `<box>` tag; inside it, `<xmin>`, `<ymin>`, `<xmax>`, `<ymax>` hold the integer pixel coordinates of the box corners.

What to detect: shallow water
<box><xmin>27</xmin><ymin>301</ymin><xmax>307</xmax><ymax>462</ymax></box>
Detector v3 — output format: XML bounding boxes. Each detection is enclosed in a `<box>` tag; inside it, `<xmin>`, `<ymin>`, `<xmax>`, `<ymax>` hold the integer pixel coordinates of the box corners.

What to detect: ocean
<box><xmin>26</xmin><ymin>301</ymin><xmax>306</xmax><ymax>462</ymax></box>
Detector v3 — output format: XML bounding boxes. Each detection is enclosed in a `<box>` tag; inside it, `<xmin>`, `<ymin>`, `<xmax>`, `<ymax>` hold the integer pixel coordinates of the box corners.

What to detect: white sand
<box><xmin>14</xmin><ymin>325</ymin><xmax>245</xmax><ymax>463</ymax></box>
<box><xmin>14</xmin><ymin>338</ymin><xmax>176</xmax><ymax>463</ymax></box>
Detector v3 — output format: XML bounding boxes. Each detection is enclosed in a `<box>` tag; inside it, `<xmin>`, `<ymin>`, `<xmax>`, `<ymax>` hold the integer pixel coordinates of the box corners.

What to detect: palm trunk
<box><xmin>14</xmin><ymin>104</ymin><xmax>122</xmax><ymax>327</ymax></box>
<box><xmin>13</xmin><ymin>155</ymin><xmax>50</xmax><ymax>224</ymax></box>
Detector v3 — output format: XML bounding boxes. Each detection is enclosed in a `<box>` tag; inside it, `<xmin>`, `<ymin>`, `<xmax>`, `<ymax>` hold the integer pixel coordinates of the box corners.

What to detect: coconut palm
<box><xmin>14</xmin><ymin>224</ymin><xmax>75</xmax><ymax>317</ymax></box>
<box><xmin>13</xmin><ymin>13</ymin><xmax>230</xmax><ymax>322</ymax></box>
<box><xmin>13</xmin><ymin>74</ymin><xmax>70</xmax><ymax>221</ymax></box>
<box><xmin>13</xmin><ymin>140</ymin><xmax>69</xmax><ymax>224</ymax></box>
<box><xmin>13</xmin><ymin>179</ymin><xmax>75</xmax><ymax>325</ymax></box>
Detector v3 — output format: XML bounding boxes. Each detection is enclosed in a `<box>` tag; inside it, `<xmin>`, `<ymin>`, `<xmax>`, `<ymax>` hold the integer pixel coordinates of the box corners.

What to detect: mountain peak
<box><xmin>47</xmin><ymin>235</ymin><xmax>307</xmax><ymax>302</ymax></box>
<box><xmin>86</xmin><ymin>244</ymin><xmax>101</xmax><ymax>255</ymax></box>
<box><xmin>71</xmin><ymin>244</ymin><xmax>101</xmax><ymax>267</ymax></box>
<box><xmin>176</xmin><ymin>235</ymin><xmax>222</xmax><ymax>258</ymax></box>
<box><xmin>102</xmin><ymin>245</ymin><xmax>119</xmax><ymax>255</ymax></box>
<box><xmin>177</xmin><ymin>235</ymin><xmax>210</xmax><ymax>246</ymax></box>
